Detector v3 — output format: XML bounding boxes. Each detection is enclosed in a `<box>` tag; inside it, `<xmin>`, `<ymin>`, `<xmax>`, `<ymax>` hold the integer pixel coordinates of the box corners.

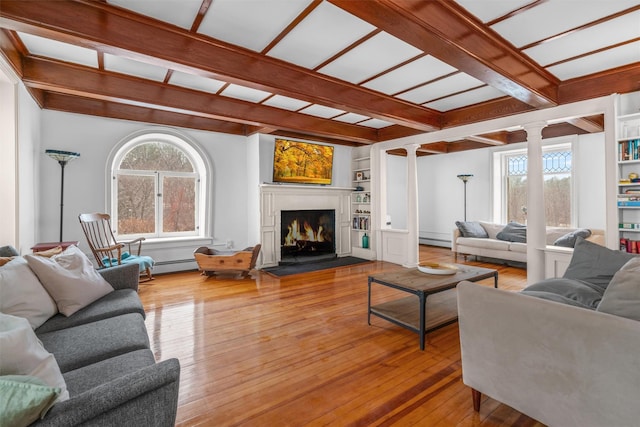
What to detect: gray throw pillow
<box><xmin>553</xmin><ymin>228</ymin><xmax>592</xmax><ymax>248</ymax></box>
<box><xmin>0</xmin><ymin>245</ymin><xmax>19</xmax><ymax>257</ymax></box>
<box><xmin>596</xmin><ymin>257</ymin><xmax>640</xmax><ymax>320</ymax></box>
<box><xmin>496</xmin><ymin>222</ymin><xmax>526</xmax><ymax>243</ymax></box>
<box><xmin>563</xmin><ymin>237</ymin><xmax>635</xmax><ymax>290</ymax></box>
<box><xmin>455</xmin><ymin>221</ymin><xmax>488</xmax><ymax>238</ymax></box>
<box><xmin>521</xmin><ymin>278</ymin><xmax>604</xmax><ymax>309</ymax></box>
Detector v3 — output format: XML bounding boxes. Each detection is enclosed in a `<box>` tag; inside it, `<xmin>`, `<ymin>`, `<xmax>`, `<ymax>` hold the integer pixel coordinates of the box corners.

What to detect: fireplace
<box><xmin>280</xmin><ymin>209</ymin><xmax>335</xmax><ymax>263</ymax></box>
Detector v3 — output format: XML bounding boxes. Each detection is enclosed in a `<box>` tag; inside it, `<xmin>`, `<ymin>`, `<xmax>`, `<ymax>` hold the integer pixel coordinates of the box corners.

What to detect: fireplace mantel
<box><xmin>259</xmin><ymin>184</ymin><xmax>352</xmax><ymax>267</ymax></box>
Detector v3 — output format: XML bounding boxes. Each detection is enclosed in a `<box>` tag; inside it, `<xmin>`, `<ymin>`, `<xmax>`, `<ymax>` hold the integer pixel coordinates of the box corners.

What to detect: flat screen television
<box><xmin>272</xmin><ymin>138</ymin><xmax>334</xmax><ymax>185</ymax></box>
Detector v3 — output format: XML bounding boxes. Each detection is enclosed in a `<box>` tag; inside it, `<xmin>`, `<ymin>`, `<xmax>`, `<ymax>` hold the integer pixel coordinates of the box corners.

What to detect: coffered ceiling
<box><xmin>0</xmin><ymin>0</ymin><xmax>639</xmax><ymax>153</ymax></box>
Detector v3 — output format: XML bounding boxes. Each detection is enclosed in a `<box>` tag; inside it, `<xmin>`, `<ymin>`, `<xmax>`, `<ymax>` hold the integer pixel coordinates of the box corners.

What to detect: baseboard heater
<box><xmin>154</xmin><ymin>259</ymin><xmax>197</xmax><ymax>266</ymax></box>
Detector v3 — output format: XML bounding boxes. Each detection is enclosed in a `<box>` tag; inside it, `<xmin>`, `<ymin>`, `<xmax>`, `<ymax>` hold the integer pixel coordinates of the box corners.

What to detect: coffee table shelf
<box><xmin>368</xmin><ymin>265</ymin><xmax>497</xmax><ymax>350</ymax></box>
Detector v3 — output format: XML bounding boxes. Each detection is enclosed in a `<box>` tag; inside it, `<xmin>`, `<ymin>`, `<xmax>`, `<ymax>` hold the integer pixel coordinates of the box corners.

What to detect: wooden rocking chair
<box><xmin>78</xmin><ymin>213</ymin><xmax>154</xmax><ymax>281</ymax></box>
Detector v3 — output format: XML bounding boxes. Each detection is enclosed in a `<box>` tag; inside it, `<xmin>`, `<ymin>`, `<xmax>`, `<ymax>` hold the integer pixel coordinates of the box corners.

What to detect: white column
<box><xmin>404</xmin><ymin>144</ymin><xmax>420</xmax><ymax>267</ymax></box>
<box><xmin>524</xmin><ymin>122</ymin><xmax>547</xmax><ymax>284</ymax></box>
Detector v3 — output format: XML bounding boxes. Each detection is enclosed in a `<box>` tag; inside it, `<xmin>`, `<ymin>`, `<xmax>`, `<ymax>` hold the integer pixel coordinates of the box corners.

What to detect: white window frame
<box><xmin>492</xmin><ymin>137</ymin><xmax>577</xmax><ymax>226</ymax></box>
<box><xmin>108</xmin><ymin>130</ymin><xmax>210</xmax><ymax>241</ymax></box>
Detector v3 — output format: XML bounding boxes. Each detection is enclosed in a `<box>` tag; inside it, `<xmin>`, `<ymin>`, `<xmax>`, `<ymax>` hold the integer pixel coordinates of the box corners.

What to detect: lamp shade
<box><xmin>45</xmin><ymin>149</ymin><xmax>80</xmax><ymax>162</ymax></box>
<box><xmin>457</xmin><ymin>174</ymin><xmax>473</xmax><ymax>182</ymax></box>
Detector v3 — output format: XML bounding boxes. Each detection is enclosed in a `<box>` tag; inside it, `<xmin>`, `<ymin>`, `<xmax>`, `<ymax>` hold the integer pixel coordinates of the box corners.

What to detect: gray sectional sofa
<box><xmin>458</xmin><ymin>238</ymin><xmax>640</xmax><ymax>426</ymax></box>
<box><xmin>31</xmin><ymin>263</ymin><xmax>180</xmax><ymax>426</ymax></box>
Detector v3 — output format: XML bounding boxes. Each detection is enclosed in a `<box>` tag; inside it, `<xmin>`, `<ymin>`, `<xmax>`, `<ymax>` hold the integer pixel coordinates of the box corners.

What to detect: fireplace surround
<box><xmin>259</xmin><ymin>184</ymin><xmax>352</xmax><ymax>267</ymax></box>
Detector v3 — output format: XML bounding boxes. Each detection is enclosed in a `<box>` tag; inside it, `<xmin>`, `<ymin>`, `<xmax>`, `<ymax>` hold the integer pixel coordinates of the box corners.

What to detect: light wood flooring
<box><xmin>138</xmin><ymin>245</ymin><xmax>543</xmax><ymax>426</ymax></box>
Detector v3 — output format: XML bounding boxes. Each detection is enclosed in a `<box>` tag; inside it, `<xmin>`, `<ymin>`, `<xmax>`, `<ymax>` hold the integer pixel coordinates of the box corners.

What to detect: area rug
<box><xmin>263</xmin><ymin>256</ymin><xmax>372</xmax><ymax>277</ymax></box>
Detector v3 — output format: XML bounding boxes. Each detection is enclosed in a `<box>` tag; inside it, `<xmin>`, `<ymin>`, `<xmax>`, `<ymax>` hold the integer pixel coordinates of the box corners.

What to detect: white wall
<box><xmin>408</xmin><ymin>133</ymin><xmax>607</xmax><ymax>247</ymax></box>
<box><xmin>39</xmin><ymin>111</ymin><xmax>250</xmax><ymax>269</ymax></box>
<box><xmin>17</xmin><ymin>84</ymin><xmax>41</xmax><ymax>253</ymax></box>
<box><xmin>385</xmin><ymin>153</ymin><xmax>408</xmax><ymax>230</ymax></box>
<box><xmin>35</xmin><ymin>111</ymin><xmax>356</xmax><ymax>271</ymax></box>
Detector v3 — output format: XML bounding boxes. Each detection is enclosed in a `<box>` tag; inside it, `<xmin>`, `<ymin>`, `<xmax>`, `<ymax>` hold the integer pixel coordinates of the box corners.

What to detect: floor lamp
<box><xmin>46</xmin><ymin>149</ymin><xmax>80</xmax><ymax>242</ymax></box>
<box><xmin>457</xmin><ymin>174</ymin><xmax>473</xmax><ymax>221</ymax></box>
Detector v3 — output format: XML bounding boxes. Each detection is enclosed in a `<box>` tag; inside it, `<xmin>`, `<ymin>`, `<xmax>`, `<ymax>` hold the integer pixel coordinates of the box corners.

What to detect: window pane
<box><xmin>507</xmin><ymin>176</ymin><xmax>527</xmax><ymax>223</ymax></box>
<box><xmin>118</xmin><ymin>175</ymin><xmax>156</xmax><ymax>234</ymax></box>
<box><xmin>163</xmin><ymin>176</ymin><xmax>196</xmax><ymax>233</ymax></box>
<box><xmin>505</xmin><ymin>149</ymin><xmax>572</xmax><ymax>227</ymax></box>
<box><xmin>120</xmin><ymin>142</ymin><xmax>194</xmax><ymax>172</ymax></box>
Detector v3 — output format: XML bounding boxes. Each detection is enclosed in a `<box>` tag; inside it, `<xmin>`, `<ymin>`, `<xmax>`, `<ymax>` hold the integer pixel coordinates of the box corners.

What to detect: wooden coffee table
<box><xmin>368</xmin><ymin>264</ymin><xmax>498</xmax><ymax>350</ymax></box>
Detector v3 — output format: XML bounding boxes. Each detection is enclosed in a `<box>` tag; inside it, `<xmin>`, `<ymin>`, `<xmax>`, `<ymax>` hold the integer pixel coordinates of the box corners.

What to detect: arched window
<box><xmin>111</xmin><ymin>131</ymin><xmax>208</xmax><ymax>239</ymax></box>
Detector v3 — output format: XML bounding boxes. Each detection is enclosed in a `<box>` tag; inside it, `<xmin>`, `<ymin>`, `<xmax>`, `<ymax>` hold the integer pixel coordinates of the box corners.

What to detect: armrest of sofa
<box><xmin>35</xmin><ymin>358</ymin><xmax>180</xmax><ymax>427</ymax></box>
<box><xmin>99</xmin><ymin>263</ymin><xmax>140</xmax><ymax>291</ymax></box>
<box><xmin>457</xmin><ymin>281</ymin><xmax>640</xmax><ymax>427</ymax></box>
<box><xmin>451</xmin><ymin>228</ymin><xmax>461</xmax><ymax>252</ymax></box>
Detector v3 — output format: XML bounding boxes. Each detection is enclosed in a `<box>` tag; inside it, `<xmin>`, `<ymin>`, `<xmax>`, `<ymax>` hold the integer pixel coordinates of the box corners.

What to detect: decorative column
<box><xmin>523</xmin><ymin>122</ymin><xmax>546</xmax><ymax>284</ymax></box>
<box><xmin>405</xmin><ymin>144</ymin><xmax>420</xmax><ymax>268</ymax></box>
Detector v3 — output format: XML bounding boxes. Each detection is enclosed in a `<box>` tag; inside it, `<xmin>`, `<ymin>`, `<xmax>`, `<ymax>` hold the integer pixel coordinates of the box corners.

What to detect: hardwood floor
<box><xmin>138</xmin><ymin>245</ymin><xmax>543</xmax><ymax>426</ymax></box>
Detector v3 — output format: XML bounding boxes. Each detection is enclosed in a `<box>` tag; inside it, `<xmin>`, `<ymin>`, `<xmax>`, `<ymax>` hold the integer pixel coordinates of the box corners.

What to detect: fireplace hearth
<box><xmin>281</xmin><ymin>209</ymin><xmax>335</xmax><ymax>264</ymax></box>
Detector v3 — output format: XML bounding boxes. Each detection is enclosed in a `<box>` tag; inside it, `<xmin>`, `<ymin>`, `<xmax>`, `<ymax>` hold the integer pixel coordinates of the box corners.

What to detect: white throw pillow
<box><xmin>0</xmin><ymin>257</ymin><xmax>58</xmax><ymax>329</ymax></box>
<box><xmin>24</xmin><ymin>245</ymin><xmax>113</xmax><ymax>317</ymax></box>
<box><xmin>0</xmin><ymin>313</ymin><xmax>69</xmax><ymax>403</ymax></box>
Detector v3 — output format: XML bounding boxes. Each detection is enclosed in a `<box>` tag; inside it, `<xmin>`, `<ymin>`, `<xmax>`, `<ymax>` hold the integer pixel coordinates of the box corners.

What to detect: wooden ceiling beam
<box><xmin>42</xmin><ymin>92</ymin><xmax>248</xmax><ymax>135</ymax></box>
<box><xmin>558</xmin><ymin>63</ymin><xmax>640</xmax><ymax>104</ymax></box>
<box><xmin>329</xmin><ymin>0</ymin><xmax>559</xmax><ymax>108</ymax></box>
<box><xmin>0</xmin><ymin>0</ymin><xmax>440</xmax><ymax>132</ymax></box>
<box><xmin>21</xmin><ymin>56</ymin><xmax>378</xmax><ymax>143</ymax></box>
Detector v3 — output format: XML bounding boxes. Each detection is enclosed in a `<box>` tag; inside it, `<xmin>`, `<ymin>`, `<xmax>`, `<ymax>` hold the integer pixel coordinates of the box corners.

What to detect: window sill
<box><xmin>137</xmin><ymin>236</ymin><xmax>215</xmax><ymax>249</ymax></box>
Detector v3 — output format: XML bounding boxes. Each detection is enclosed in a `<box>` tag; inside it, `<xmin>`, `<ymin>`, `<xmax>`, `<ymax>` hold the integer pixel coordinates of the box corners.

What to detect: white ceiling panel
<box><xmin>197</xmin><ymin>0</ymin><xmax>313</xmax><ymax>52</ymax></box>
<box><xmin>299</xmin><ymin>104</ymin><xmax>345</xmax><ymax>118</ymax></box>
<box><xmin>358</xmin><ymin>118</ymin><xmax>393</xmax><ymax>129</ymax></box>
<box><xmin>492</xmin><ymin>0</ymin><xmax>639</xmax><ymax>47</ymax></box>
<box><xmin>397</xmin><ymin>73</ymin><xmax>484</xmax><ymax>104</ymax></box>
<box><xmin>267</xmin><ymin>1</ymin><xmax>375</xmax><ymax>69</ymax></box>
<box><xmin>454</xmin><ymin>0</ymin><xmax>532</xmax><ymax>23</ymax></box>
<box><xmin>18</xmin><ymin>32</ymin><xmax>97</xmax><ymax>68</ymax></box>
<box><xmin>168</xmin><ymin>71</ymin><xmax>226</xmax><ymax>94</ymax></box>
<box><xmin>220</xmin><ymin>84</ymin><xmax>272</xmax><ymax>103</ymax></box>
<box><xmin>333</xmin><ymin>112</ymin><xmax>370</xmax><ymax>124</ymax></box>
<box><xmin>546</xmin><ymin>41</ymin><xmax>640</xmax><ymax>80</ymax></box>
<box><xmin>319</xmin><ymin>32</ymin><xmax>422</xmax><ymax>84</ymax></box>
<box><xmin>107</xmin><ymin>0</ymin><xmax>202</xmax><ymax>30</ymax></box>
<box><xmin>525</xmin><ymin>10</ymin><xmax>640</xmax><ymax>66</ymax></box>
<box><xmin>104</xmin><ymin>54</ymin><xmax>167</xmax><ymax>81</ymax></box>
<box><xmin>262</xmin><ymin>95</ymin><xmax>310</xmax><ymax>111</ymax></box>
<box><xmin>424</xmin><ymin>85</ymin><xmax>506</xmax><ymax>112</ymax></box>
<box><xmin>363</xmin><ymin>55</ymin><xmax>457</xmax><ymax>95</ymax></box>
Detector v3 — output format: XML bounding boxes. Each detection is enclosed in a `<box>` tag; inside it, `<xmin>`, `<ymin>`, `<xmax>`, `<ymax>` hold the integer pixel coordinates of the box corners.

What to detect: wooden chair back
<box><xmin>78</xmin><ymin>213</ymin><xmax>123</xmax><ymax>268</ymax></box>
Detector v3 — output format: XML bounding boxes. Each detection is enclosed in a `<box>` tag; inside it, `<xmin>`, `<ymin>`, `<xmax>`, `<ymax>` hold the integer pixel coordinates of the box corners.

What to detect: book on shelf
<box><xmin>620</xmin><ymin>238</ymin><xmax>640</xmax><ymax>253</ymax></box>
<box><xmin>617</xmin><ymin>200</ymin><xmax>640</xmax><ymax>206</ymax></box>
<box><xmin>619</xmin><ymin>139</ymin><xmax>640</xmax><ymax>161</ymax></box>
<box><xmin>619</xmin><ymin>223</ymin><xmax>640</xmax><ymax>229</ymax></box>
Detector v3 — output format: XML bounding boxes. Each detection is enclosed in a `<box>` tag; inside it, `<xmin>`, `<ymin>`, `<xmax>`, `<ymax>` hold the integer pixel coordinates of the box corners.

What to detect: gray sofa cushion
<box><xmin>563</xmin><ymin>237</ymin><xmax>635</xmax><ymax>290</ymax></box>
<box><xmin>596</xmin><ymin>258</ymin><xmax>640</xmax><ymax>321</ymax></box>
<box><xmin>35</xmin><ymin>289</ymin><xmax>145</xmax><ymax>334</ymax></box>
<box><xmin>37</xmin><ymin>313</ymin><xmax>150</xmax><ymax>372</ymax></box>
<box><xmin>553</xmin><ymin>228</ymin><xmax>592</xmax><ymax>248</ymax></box>
<box><xmin>455</xmin><ymin>221</ymin><xmax>488</xmax><ymax>238</ymax></box>
<box><xmin>63</xmin><ymin>349</ymin><xmax>156</xmax><ymax>395</ymax></box>
<box><xmin>521</xmin><ymin>278</ymin><xmax>604</xmax><ymax>309</ymax></box>
<box><xmin>496</xmin><ymin>222</ymin><xmax>527</xmax><ymax>243</ymax></box>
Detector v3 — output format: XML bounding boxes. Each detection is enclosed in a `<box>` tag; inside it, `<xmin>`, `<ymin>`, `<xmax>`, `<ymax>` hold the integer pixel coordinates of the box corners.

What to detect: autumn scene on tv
<box><xmin>273</xmin><ymin>139</ymin><xmax>334</xmax><ymax>185</ymax></box>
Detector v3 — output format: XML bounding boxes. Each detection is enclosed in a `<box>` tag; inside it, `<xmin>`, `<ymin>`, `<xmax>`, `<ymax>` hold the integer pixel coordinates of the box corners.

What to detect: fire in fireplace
<box><xmin>281</xmin><ymin>209</ymin><xmax>335</xmax><ymax>263</ymax></box>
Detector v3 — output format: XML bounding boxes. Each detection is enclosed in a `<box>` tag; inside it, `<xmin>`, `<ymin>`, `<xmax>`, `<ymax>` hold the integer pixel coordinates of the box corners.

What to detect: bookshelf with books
<box><xmin>617</xmin><ymin>108</ymin><xmax>640</xmax><ymax>251</ymax></box>
<box><xmin>351</xmin><ymin>145</ymin><xmax>375</xmax><ymax>260</ymax></box>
